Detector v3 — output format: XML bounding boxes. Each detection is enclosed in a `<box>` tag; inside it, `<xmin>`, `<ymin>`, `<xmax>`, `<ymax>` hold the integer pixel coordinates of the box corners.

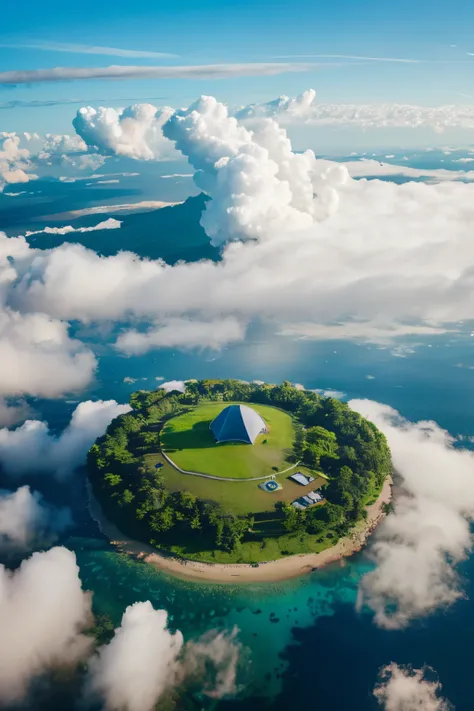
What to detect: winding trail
<box><xmin>160</xmin><ymin>450</ymin><xmax>299</xmax><ymax>482</ymax></box>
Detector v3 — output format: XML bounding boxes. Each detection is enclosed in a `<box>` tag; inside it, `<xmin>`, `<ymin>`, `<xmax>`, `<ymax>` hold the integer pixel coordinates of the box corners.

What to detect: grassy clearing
<box><xmin>167</xmin><ymin>529</ymin><xmax>339</xmax><ymax>564</ymax></box>
<box><xmin>144</xmin><ymin>451</ymin><xmax>326</xmax><ymax>517</ymax></box>
<box><xmin>160</xmin><ymin>402</ymin><xmax>295</xmax><ymax>479</ymax></box>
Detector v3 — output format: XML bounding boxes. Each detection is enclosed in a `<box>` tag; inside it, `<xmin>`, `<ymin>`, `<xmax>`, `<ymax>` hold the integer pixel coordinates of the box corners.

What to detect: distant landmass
<box><xmin>25</xmin><ymin>193</ymin><xmax>219</xmax><ymax>264</ymax></box>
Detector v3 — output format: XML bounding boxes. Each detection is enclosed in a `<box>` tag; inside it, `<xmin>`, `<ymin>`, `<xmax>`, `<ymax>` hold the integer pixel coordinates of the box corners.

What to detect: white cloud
<box><xmin>0</xmin><ymin>547</ymin><xmax>93</xmax><ymax>703</ymax></box>
<box><xmin>88</xmin><ymin>603</ymin><xmax>241</xmax><ymax>710</ymax></box>
<box><xmin>182</xmin><ymin>628</ymin><xmax>240</xmax><ymax>699</ymax></box>
<box><xmin>61</xmin><ymin>153</ymin><xmax>106</xmax><ymax>171</ymax></box>
<box><xmin>3</xmin><ymin>95</ymin><xmax>474</xmax><ymax>348</ymax></box>
<box><xmin>0</xmin><ymin>233</ymin><xmax>97</xmax><ymax>398</ymax></box>
<box><xmin>350</xmin><ymin>399</ymin><xmax>474</xmax><ymax>629</ymax></box>
<box><xmin>0</xmin><ymin>41</ymin><xmax>177</xmax><ymax>59</ymax></box>
<box><xmin>88</xmin><ymin>602</ymin><xmax>183</xmax><ymax>711</ymax></box>
<box><xmin>0</xmin><ymin>308</ymin><xmax>97</xmax><ymax>398</ymax></box>
<box><xmin>0</xmin><ymin>399</ymin><xmax>131</xmax><ymax>479</ymax></box>
<box><xmin>73</xmin><ymin>103</ymin><xmax>176</xmax><ymax>160</ymax></box>
<box><xmin>374</xmin><ymin>663</ymin><xmax>452</xmax><ymax>710</ymax></box>
<box><xmin>24</xmin><ymin>218</ymin><xmax>122</xmax><ymax>238</ymax></box>
<box><xmin>0</xmin><ymin>134</ymin><xmax>37</xmax><ymax>192</ymax></box>
<box><xmin>159</xmin><ymin>380</ymin><xmax>186</xmax><ymax>393</ymax></box>
<box><xmin>48</xmin><ymin>199</ymin><xmax>177</xmax><ymax>217</ymax></box>
<box><xmin>0</xmin><ymin>62</ymin><xmax>314</xmax><ymax>86</ymax></box>
<box><xmin>40</xmin><ymin>132</ymin><xmax>87</xmax><ymax>157</ymax></box>
<box><xmin>116</xmin><ymin>317</ymin><xmax>246</xmax><ymax>354</ymax></box>
<box><xmin>0</xmin><ymin>486</ymin><xmax>72</xmax><ymax>553</ymax></box>
<box><xmin>235</xmin><ymin>88</ymin><xmax>474</xmax><ymax>132</ymax></box>
<box><xmin>163</xmin><ymin>95</ymin><xmax>347</xmax><ymax>245</ymax></box>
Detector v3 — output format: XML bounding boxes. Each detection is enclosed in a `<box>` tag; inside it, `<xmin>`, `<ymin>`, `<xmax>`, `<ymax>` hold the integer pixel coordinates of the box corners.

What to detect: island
<box><xmin>87</xmin><ymin>380</ymin><xmax>392</xmax><ymax>581</ymax></box>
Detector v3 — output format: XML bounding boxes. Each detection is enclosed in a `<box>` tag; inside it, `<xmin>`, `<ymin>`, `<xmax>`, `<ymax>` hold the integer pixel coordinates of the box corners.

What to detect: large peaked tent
<box><xmin>210</xmin><ymin>405</ymin><xmax>267</xmax><ymax>444</ymax></box>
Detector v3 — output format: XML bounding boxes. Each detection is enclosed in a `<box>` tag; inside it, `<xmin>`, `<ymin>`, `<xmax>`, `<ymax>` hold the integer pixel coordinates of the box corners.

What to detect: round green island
<box><xmin>88</xmin><ymin>379</ymin><xmax>391</xmax><ymax>565</ymax></box>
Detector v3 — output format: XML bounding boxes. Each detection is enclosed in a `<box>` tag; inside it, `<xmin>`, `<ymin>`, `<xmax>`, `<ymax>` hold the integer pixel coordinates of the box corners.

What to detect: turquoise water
<box><xmin>69</xmin><ymin>533</ymin><xmax>371</xmax><ymax>699</ymax></box>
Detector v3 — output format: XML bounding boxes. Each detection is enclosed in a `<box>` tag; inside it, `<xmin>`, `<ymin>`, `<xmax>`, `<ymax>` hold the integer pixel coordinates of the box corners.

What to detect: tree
<box><xmin>150</xmin><ymin>507</ymin><xmax>174</xmax><ymax>533</ymax></box>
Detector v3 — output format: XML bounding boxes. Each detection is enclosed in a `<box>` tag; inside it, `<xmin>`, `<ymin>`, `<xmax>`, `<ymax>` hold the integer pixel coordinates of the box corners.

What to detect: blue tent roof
<box><xmin>210</xmin><ymin>405</ymin><xmax>267</xmax><ymax>445</ymax></box>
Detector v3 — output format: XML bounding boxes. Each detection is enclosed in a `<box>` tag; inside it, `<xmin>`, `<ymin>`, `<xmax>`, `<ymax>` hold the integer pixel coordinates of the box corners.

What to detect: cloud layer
<box><xmin>116</xmin><ymin>317</ymin><xmax>246</xmax><ymax>354</ymax></box>
<box><xmin>350</xmin><ymin>399</ymin><xmax>474</xmax><ymax>629</ymax></box>
<box><xmin>0</xmin><ymin>399</ymin><xmax>131</xmax><ymax>479</ymax></box>
<box><xmin>0</xmin><ymin>547</ymin><xmax>93</xmax><ymax>703</ymax></box>
<box><xmin>237</xmin><ymin>88</ymin><xmax>474</xmax><ymax>132</ymax></box>
<box><xmin>3</xmin><ymin>93</ymin><xmax>474</xmax><ymax>362</ymax></box>
<box><xmin>4</xmin><ymin>95</ymin><xmax>474</xmax><ymax>344</ymax></box>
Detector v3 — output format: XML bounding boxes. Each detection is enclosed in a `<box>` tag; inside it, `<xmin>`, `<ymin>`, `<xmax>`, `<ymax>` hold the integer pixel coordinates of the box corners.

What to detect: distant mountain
<box><xmin>25</xmin><ymin>193</ymin><xmax>219</xmax><ymax>264</ymax></box>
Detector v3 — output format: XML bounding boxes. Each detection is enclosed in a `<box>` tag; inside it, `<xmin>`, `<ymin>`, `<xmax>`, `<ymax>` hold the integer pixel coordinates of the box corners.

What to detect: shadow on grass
<box><xmin>163</xmin><ymin>419</ymin><xmax>253</xmax><ymax>451</ymax></box>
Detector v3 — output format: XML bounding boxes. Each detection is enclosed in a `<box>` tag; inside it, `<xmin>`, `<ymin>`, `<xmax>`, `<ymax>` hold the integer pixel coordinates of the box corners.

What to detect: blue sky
<box><xmin>1</xmin><ymin>0</ymin><xmax>474</xmax><ymax>133</ymax></box>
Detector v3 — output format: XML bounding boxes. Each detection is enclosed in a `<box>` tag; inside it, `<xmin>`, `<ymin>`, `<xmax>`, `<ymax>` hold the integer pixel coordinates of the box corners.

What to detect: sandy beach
<box><xmin>87</xmin><ymin>476</ymin><xmax>392</xmax><ymax>584</ymax></box>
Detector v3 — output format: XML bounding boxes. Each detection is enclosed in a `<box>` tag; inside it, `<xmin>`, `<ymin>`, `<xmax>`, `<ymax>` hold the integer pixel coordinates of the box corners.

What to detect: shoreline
<box><xmin>87</xmin><ymin>477</ymin><xmax>392</xmax><ymax>584</ymax></box>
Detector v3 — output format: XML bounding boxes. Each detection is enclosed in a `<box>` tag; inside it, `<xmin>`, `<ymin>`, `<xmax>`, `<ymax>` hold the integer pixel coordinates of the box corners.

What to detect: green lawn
<box><xmin>167</xmin><ymin>529</ymin><xmax>339</xmax><ymax>564</ymax></box>
<box><xmin>144</xmin><ymin>451</ymin><xmax>327</xmax><ymax>516</ymax></box>
<box><xmin>160</xmin><ymin>402</ymin><xmax>295</xmax><ymax>479</ymax></box>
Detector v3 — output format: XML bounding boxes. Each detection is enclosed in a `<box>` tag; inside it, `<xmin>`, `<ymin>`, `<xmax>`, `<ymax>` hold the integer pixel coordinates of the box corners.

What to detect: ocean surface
<box><xmin>2</xmin><ymin>155</ymin><xmax>474</xmax><ymax>710</ymax></box>
<box><xmin>28</xmin><ymin>331</ymin><xmax>474</xmax><ymax>711</ymax></box>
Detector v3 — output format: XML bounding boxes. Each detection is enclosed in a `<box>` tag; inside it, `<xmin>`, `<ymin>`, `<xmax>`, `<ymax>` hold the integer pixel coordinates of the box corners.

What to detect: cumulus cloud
<box><xmin>0</xmin><ymin>399</ymin><xmax>131</xmax><ymax>479</ymax></box>
<box><xmin>236</xmin><ymin>88</ymin><xmax>318</xmax><ymax>120</ymax></box>
<box><xmin>350</xmin><ymin>399</ymin><xmax>474</xmax><ymax>628</ymax></box>
<box><xmin>0</xmin><ymin>62</ymin><xmax>314</xmax><ymax>86</ymax></box>
<box><xmin>88</xmin><ymin>602</ymin><xmax>241</xmax><ymax>710</ymax></box>
<box><xmin>374</xmin><ymin>663</ymin><xmax>452</xmax><ymax>710</ymax></box>
<box><xmin>0</xmin><ymin>134</ymin><xmax>37</xmax><ymax>192</ymax></box>
<box><xmin>163</xmin><ymin>95</ymin><xmax>348</xmax><ymax>245</ymax></box>
<box><xmin>40</xmin><ymin>132</ymin><xmax>87</xmax><ymax>157</ymax></box>
<box><xmin>88</xmin><ymin>602</ymin><xmax>183</xmax><ymax>711</ymax></box>
<box><xmin>24</xmin><ymin>218</ymin><xmax>122</xmax><ymax>238</ymax></box>
<box><xmin>159</xmin><ymin>380</ymin><xmax>186</xmax><ymax>393</ymax></box>
<box><xmin>116</xmin><ymin>317</ymin><xmax>246</xmax><ymax>354</ymax></box>
<box><xmin>61</xmin><ymin>153</ymin><xmax>106</xmax><ymax>171</ymax></box>
<box><xmin>0</xmin><ymin>486</ymin><xmax>72</xmax><ymax>553</ymax></box>
<box><xmin>73</xmin><ymin>104</ymin><xmax>176</xmax><ymax>160</ymax></box>
<box><xmin>0</xmin><ymin>547</ymin><xmax>93</xmax><ymax>703</ymax></box>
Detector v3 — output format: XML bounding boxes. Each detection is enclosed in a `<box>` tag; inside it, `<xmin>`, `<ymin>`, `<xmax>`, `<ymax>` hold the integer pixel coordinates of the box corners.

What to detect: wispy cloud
<box><xmin>273</xmin><ymin>53</ymin><xmax>422</xmax><ymax>63</ymax></box>
<box><xmin>0</xmin><ymin>97</ymin><xmax>167</xmax><ymax>110</ymax></box>
<box><xmin>0</xmin><ymin>62</ymin><xmax>316</xmax><ymax>85</ymax></box>
<box><xmin>0</xmin><ymin>41</ymin><xmax>177</xmax><ymax>59</ymax></box>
